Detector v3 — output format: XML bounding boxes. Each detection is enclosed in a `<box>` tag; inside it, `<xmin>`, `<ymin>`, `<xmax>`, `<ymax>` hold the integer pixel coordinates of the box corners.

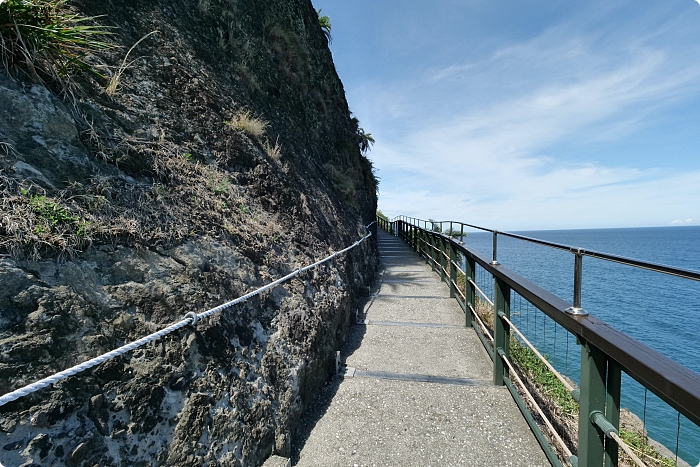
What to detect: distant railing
<box><xmin>379</xmin><ymin>215</ymin><xmax>700</xmax><ymax>467</ymax></box>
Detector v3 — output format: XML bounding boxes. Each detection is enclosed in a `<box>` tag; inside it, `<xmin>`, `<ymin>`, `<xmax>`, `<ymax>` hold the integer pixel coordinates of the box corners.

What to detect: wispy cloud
<box><xmin>356</xmin><ymin>5</ymin><xmax>700</xmax><ymax>230</ymax></box>
<box><xmin>670</xmin><ymin>218</ymin><xmax>694</xmax><ymax>225</ymax></box>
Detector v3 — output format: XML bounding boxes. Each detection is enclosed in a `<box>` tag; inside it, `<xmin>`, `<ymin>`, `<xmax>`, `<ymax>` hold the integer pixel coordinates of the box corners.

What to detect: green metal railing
<box><xmin>378</xmin><ymin>215</ymin><xmax>700</xmax><ymax>467</ymax></box>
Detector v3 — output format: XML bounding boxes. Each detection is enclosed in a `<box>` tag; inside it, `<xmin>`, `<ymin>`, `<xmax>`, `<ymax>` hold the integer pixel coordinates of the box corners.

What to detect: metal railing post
<box><xmin>416</xmin><ymin>227</ymin><xmax>422</xmax><ymax>258</ymax></box>
<box><xmin>492</xmin><ymin>231</ymin><xmax>499</xmax><ymax>265</ymax></box>
<box><xmin>411</xmin><ymin>224</ymin><xmax>415</xmax><ymax>251</ymax></box>
<box><xmin>566</xmin><ymin>251</ymin><xmax>588</xmax><ymax>316</ymax></box>
<box><xmin>425</xmin><ymin>230</ymin><xmax>430</xmax><ymax>266</ymax></box>
<box><xmin>430</xmin><ymin>232</ymin><xmax>437</xmax><ymax>272</ymax></box>
<box><xmin>419</xmin><ymin>229</ymin><xmax>426</xmax><ymax>262</ymax></box>
<box><xmin>449</xmin><ymin>240</ymin><xmax>457</xmax><ymax>298</ymax></box>
<box><xmin>605</xmin><ymin>361</ymin><xmax>621</xmax><ymax>467</ymax></box>
<box><xmin>494</xmin><ymin>278</ymin><xmax>510</xmax><ymax>385</ymax></box>
<box><xmin>465</xmin><ymin>256</ymin><xmax>475</xmax><ymax>328</ymax></box>
<box><xmin>439</xmin><ymin>235</ymin><xmax>447</xmax><ymax>283</ymax></box>
<box><xmin>578</xmin><ymin>339</ymin><xmax>607</xmax><ymax>467</ymax></box>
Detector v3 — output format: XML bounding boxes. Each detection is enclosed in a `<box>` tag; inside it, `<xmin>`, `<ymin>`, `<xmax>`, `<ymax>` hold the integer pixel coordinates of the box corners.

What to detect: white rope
<box><xmin>468</xmin><ymin>277</ymin><xmax>495</xmax><ymax>307</ymax></box>
<box><xmin>501</xmin><ymin>354</ymin><xmax>574</xmax><ymax>462</ymax></box>
<box><xmin>610</xmin><ymin>431</ymin><xmax>648</xmax><ymax>467</ymax></box>
<box><xmin>454</xmin><ymin>282</ymin><xmax>466</xmax><ymax>301</ymax></box>
<box><xmin>468</xmin><ymin>303</ymin><xmax>494</xmax><ymax>342</ymax></box>
<box><xmin>501</xmin><ymin>314</ymin><xmax>574</xmax><ymax>392</ymax></box>
<box><xmin>0</xmin><ymin>224</ymin><xmax>375</xmax><ymax>407</ymax></box>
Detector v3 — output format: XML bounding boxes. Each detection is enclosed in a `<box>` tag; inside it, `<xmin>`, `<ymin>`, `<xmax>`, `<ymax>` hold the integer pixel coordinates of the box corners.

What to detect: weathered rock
<box><xmin>0</xmin><ymin>0</ymin><xmax>378</xmax><ymax>466</ymax></box>
<box><xmin>0</xmin><ymin>75</ymin><xmax>96</xmax><ymax>188</ymax></box>
<box><xmin>3</xmin><ymin>440</ymin><xmax>24</xmax><ymax>451</ymax></box>
<box><xmin>64</xmin><ymin>441</ymin><xmax>90</xmax><ymax>467</ymax></box>
<box><xmin>25</xmin><ymin>433</ymin><xmax>52</xmax><ymax>460</ymax></box>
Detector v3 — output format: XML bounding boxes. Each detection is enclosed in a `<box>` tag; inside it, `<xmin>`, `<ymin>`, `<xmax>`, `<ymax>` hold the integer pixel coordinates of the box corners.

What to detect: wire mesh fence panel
<box><xmin>509</xmin><ymin>290</ymin><xmax>581</xmax><ymax>387</ymax></box>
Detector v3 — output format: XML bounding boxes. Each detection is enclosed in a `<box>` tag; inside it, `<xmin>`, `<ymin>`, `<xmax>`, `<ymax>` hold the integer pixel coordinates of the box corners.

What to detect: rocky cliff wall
<box><xmin>0</xmin><ymin>0</ymin><xmax>377</xmax><ymax>465</ymax></box>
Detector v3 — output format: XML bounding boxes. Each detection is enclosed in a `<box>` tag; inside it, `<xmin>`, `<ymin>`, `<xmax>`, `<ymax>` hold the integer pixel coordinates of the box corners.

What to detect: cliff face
<box><xmin>0</xmin><ymin>1</ymin><xmax>377</xmax><ymax>466</ymax></box>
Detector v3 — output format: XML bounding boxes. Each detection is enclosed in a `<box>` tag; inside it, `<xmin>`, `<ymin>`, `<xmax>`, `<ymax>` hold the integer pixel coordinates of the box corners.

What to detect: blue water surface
<box><xmin>462</xmin><ymin>226</ymin><xmax>700</xmax><ymax>465</ymax></box>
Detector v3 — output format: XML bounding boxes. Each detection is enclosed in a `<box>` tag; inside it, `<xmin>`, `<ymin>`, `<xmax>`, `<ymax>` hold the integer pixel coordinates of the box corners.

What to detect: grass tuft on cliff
<box><xmin>0</xmin><ymin>0</ymin><xmax>114</xmax><ymax>79</ymax></box>
<box><xmin>225</xmin><ymin>110</ymin><xmax>269</xmax><ymax>138</ymax></box>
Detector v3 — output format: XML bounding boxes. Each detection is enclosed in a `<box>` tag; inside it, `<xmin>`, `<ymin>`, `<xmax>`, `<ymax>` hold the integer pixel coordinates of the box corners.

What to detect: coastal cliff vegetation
<box><xmin>0</xmin><ymin>0</ymin><xmax>378</xmax><ymax>466</ymax></box>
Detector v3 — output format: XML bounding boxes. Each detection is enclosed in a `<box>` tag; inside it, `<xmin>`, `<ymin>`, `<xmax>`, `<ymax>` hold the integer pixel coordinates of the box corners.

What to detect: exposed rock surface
<box><xmin>0</xmin><ymin>0</ymin><xmax>377</xmax><ymax>466</ymax></box>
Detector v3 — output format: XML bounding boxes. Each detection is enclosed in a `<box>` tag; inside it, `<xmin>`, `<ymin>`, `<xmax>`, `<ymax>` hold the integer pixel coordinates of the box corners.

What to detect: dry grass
<box><xmin>0</xmin><ymin>141</ymin><xmax>17</xmax><ymax>156</ymax></box>
<box><xmin>225</xmin><ymin>110</ymin><xmax>268</xmax><ymax>138</ymax></box>
<box><xmin>263</xmin><ymin>137</ymin><xmax>281</xmax><ymax>159</ymax></box>
<box><xmin>474</xmin><ymin>297</ymin><xmax>494</xmax><ymax>328</ymax></box>
<box><xmin>0</xmin><ymin>136</ymin><xmax>283</xmax><ymax>259</ymax></box>
<box><xmin>106</xmin><ymin>30</ymin><xmax>159</xmax><ymax>96</ymax></box>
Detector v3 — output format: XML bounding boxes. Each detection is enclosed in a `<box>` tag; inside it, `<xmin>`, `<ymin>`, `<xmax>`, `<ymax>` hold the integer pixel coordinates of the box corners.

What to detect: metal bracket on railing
<box><xmin>565</xmin><ymin>248</ymin><xmax>588</xmax><ymax>316</ymax></box>
<box><xmin>590</xmin><ymin>410</ymin><xmax>617</xmax><ymax>438</ymax></box>
<box><xmin>564</xmin><ymin>306</ymin><xmax>588</xmax><ymax>316</ymax></box>
<box><xmin>570</xmin><ymin>388</ymin><xmax>580</xmax><ymax>402</ymax></box>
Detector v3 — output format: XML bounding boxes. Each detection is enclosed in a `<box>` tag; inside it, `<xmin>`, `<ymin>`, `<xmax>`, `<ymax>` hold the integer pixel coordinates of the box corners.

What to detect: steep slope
<box><xmin>0</xmin><ymin>0</ymin><xmax>377</xmax><ymax>466</ymax></box>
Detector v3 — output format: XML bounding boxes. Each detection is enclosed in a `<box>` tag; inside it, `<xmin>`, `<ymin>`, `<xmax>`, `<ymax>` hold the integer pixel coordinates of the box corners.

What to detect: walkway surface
<box><xmin>294</xmin><ymin>230</ymin><xmax>550</xmax><ymax>466</ymax></box>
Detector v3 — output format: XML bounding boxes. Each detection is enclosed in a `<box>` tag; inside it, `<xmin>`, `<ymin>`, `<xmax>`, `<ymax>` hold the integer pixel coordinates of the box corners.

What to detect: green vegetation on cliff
<box><xmin>0</xmin><ymin>0</ymin><xmax>114</xmax><ymax>80</ymax></box>
<box><xmin>0</xmin><ymin>1</ymin><xmax>378</xmax><ymax>466</ymax></box>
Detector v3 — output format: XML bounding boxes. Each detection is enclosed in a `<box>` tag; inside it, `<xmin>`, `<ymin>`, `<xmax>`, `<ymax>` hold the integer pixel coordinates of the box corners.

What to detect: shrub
<box><xmin>316</xmin><ymin>9</ymin><xmax>331</xmax><ymax>43</ymax></box>
<box><xmin>444</xmin><ymin>228</ymin><xmax>465</xmax><ymax>239</ymax></box>
<box><xmin>0</xmin><ymin>0</ymin><xmax>114</xmax><ymax>79</ymax></box>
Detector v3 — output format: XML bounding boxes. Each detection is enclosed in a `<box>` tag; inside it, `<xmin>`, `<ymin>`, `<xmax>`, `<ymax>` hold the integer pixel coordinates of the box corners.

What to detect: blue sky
<box><xmin>312</xmin><ymin>0</ymin><xmax>700</xmax><ymax>231</ymax></box>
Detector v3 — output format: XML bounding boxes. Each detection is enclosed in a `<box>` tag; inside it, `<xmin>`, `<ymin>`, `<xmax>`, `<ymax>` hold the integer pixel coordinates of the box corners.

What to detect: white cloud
<box><xmin>670</xmin><ymin>218</ymin><xmax>694</xmax><ymax>225</ymax></box>
<box><xmin>359</xmin><ymin>12</ymin><xmax>700</xmax><ymax>230</ymax></box>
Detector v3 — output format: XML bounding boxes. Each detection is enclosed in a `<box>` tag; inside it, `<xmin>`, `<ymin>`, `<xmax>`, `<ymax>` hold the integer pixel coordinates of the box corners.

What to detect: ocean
<box><xmin>462</xmin><ymin>225</ymin><xmax>700</xmax><ymax>465</ymax></box>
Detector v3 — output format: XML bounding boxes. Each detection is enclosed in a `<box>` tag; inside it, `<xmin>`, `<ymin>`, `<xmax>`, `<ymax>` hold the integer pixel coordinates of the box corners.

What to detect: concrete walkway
<box><xmin>294</xmin><ymin>230</ymin><xmax>550</xmax><ymax>466</ymax></box>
